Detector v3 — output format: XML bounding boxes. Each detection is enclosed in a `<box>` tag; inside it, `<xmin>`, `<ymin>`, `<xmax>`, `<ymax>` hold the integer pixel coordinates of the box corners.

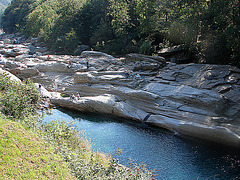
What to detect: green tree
<box><xmin>201</xmin><ymin>0</ymin><xmax>240</xmax><ymax>65</ymax></box>
<box><xmin>25</xmin><ymin>0</ymin><xmax>59</xmax><ymax>38</ymax></box>
<box><xmin>1</xmin><ymin>0</ymin><xmax>38</xmax><ymax>33</ymax></box>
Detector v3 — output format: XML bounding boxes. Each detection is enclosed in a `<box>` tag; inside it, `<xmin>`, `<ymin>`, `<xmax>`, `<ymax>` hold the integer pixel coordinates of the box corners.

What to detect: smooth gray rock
<box><xmin>36</xmin><ymin>62</ymin><xmax>75</xmax><ymax>73</ymax></box>
<box><xmin>1</xmin><ymin>34</ymin><xmax>240</xmax><ymax>147</ymax></box>
<box><xmin>143</xmin><ymin>83</ymin><xmax>226</xmax><ymax>113</ymax></box>
<box><xmin>51</xmin><ymin>94</ymin><xmax>148</xmax><ymax>121</ymax></box>
<box><xmin>147</xmin><ymin>114</ymin><xmax>240</xmax><ymax>147</ymax></box>
<box><xmin>74</xmin><ymin>72</ymin><xmax>97</xmax><ymax>84</ymax></box>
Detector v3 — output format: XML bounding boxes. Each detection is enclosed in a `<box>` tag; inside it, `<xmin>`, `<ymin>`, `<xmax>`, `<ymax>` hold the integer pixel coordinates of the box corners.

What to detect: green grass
<box><xmin>0</xmin><ymin>116</ymin><xmax>76</xmax><ymax>180</ymax></box>
<box><xmin>0</xmin><ymin>115</ymin><xmax>156</xmax><ymax>180</ymax></box>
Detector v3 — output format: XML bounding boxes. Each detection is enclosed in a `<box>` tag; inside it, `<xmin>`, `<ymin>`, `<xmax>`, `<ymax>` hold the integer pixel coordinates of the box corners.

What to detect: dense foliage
<box><xmin>1</xmin><ymin>0</ymin><xmax>240</xmax><ymax>66</ymax></box>
<box><xmin>0</xmin><ymin>73</ymin><xmax>41</xmax><ymax>119</ymax></box>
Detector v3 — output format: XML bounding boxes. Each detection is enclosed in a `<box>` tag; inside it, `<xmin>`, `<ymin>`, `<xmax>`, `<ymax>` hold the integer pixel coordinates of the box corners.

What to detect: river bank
<box><xmin>1</xmin><ymin>33</ymin><xmax>240</xmax><ymax>148</ymax></box>
<box><xmin>0</xmin><ymin>71</ymin><xmax>155</xmax><ymax>180</ymax></box>
<box><xmin>42</xmin><ymin>107</ymin><xmax>240</xmax><ymax>179</ymax></box>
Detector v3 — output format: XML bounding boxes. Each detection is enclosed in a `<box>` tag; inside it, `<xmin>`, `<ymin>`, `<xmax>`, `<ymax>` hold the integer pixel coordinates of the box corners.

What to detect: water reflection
<box><xmin>42</xmin><ymin>108</ymin><xmax>240</xmax><ymax>179</ymax></box>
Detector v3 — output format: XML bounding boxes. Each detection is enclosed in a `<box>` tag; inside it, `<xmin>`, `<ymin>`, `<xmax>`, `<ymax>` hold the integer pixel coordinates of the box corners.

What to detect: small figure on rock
<box><xmin>86</xmin><ymin>57</ymin><xmax>89</xmax><ymax>69</ymax></box>
<box><xmin>38</xmin><ymin>84</ymin><xmax>42</xmax><ymax>92</ymax></box>
<box><xmin>135</xmin><ymin>74</ymin><xmax>141</xmax><ymax>79</ymax></box>
<box><xmin>124</xmin><ymin>69</ymin><xmax>131</xmax><ymax>78</ymax></box>
<box><xmin>70</xmin><ymin>93</ymin><xmax>76</xmax><ymax>100</ymax></box>
<box><xmin>53</xmin><ymin>82</ymin><xmax>58</xmax><ymax>91</ymax></box>
<box><xmin>67</xmin><ymin>60</ymin><xmax>73</xmax><ymax>69</ymax></box>
<box><xmin>76</xmin><ymin>93</ymin><xmax>81</xmax><ymax>100</ymax></box>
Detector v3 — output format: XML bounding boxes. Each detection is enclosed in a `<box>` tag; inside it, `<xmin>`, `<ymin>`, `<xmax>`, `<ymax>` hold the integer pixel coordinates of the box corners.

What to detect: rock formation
<box><xmin>1</xmin><ymin>33</ymin><xmax>240</xmax><ymax>148</ymax></box>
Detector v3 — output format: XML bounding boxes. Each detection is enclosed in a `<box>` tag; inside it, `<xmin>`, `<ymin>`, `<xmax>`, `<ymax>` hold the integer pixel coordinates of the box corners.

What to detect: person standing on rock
<box><xmin>38</xmin><ymin>84</ymin><xmax>42</xmax><ymax>93</ymax></box>
<box><xmin>76</xmin><ymin>93</ymin><xmax>81</xmax><ymax>100</ymax></box>
<box><xmin>70</xmin><ymin>93</ymin><xmax>76</xmax><ymax>101</ymax></box>
<box><xmin>124</xmin><ymin>68</ymin><xmax>131</xmax><ymax>78</ymax></box>
<box><xmin>86</xmin><ymin>57</ymin><xmax>89</xmax><ymax>69</ymax></box>
<box><xmin>53</xmin><ymin>82</ymin><xmax>58</xmax><ymax>91</ymax></box>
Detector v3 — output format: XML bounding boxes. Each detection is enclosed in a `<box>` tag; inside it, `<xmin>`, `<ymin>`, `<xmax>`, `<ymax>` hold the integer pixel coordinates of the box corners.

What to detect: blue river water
<box><xmin>42</xmin><ymin>108</ymin><xmax>240</xmax><ymax>180</ymax></box>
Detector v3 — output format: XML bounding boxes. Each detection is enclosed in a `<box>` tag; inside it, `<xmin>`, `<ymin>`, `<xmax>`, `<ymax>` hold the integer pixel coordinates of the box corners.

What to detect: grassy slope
<box><xmin>0</xmin><ymin>116</ymin><xmax>76</xmax><ymax>180</ymax></box>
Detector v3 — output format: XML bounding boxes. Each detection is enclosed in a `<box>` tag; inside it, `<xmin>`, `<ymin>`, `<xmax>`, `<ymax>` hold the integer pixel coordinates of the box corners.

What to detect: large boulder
<box><xmin>157</xmin><ymin>63</ymin><xmax>240</xmax><ymax>105</ymax></box>
<box><xmin>51</xmin><ymin>94</ymin><xmax>148</xmax><ymax>121</ymax></box>
<box><xmin>133</xmin><ymin>61</ymin><xmax>161</xmax><ymax>71</ymax></box>
<box><xmin>157</xmin><ymin>45</ymin><xmax>191</xmax><ymax>63</ymax></box>
<box><xmin>8</xmin><ymin>67</ymin><xmax>39</xmax><ymax>80</ymax></box>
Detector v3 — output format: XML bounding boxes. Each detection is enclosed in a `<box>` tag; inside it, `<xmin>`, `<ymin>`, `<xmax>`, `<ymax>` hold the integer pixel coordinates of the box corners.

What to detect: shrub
<box><xmin>139</xmin><ymin>40</ymin><xmax>153</xmax><ymax>55</ymax></box>
<box><xmin>34</xmin><ymin>118</ymin><xmax>157</xmax><ymax>179</ymax></box>
<box><xmin>0</xmin><ymin>73</ymin><xmax>41</xmax><ymax>119</ymax></box>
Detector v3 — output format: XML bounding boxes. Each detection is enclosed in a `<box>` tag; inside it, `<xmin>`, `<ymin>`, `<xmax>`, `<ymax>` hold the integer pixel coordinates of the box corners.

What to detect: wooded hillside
<box><xmin>0</xmin><ymin>0</ymin><xmax>11</xmax><ymax>25</ymax></box>
<box><xmin>1</xmin><ymin>0</ymin><xmax>240</xmax><ymax>66</ymax></box>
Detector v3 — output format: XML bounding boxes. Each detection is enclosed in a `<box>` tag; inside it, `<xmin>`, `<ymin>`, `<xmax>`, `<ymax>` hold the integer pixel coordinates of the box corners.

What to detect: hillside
<box><xmin>0</xmin><ymin>118</ymin><xmax>76</xmax><ymax>180</ymax></box>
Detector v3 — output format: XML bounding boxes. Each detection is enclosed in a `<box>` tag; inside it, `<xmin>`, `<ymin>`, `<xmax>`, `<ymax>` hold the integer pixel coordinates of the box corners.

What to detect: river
<box><xmin>42</xmin><ymin>108</ymin><xmax>240</xmax><ymax>180</ymax></box>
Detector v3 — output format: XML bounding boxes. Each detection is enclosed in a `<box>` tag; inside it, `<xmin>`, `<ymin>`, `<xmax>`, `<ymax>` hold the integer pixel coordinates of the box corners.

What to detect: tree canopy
<box><xmin>1</xmin><ymin>0</ymin><xmax>240</xmax><ymax>66</ymax></box>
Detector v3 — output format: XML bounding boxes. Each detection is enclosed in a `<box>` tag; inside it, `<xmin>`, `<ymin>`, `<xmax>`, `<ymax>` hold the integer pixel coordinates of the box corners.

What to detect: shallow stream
<box><xmin>42</xmin><ymin>108</ymin><xmax>240</xmax><ymax>179</ymax></box>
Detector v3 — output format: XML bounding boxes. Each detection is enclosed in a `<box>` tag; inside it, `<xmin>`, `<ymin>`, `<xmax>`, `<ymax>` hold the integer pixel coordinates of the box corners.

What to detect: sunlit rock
<box><xmin>147</xmin><ymin>114</ymin><xmax>240</xmax><ymax>148</ymax></box>
<box><xmin>1</xmin><ymin>33</ymin><xmax>240</xmax><ymax>147</ymax></box>
<box><xmin>143</xmin><ymin>83</ymin><xmax>227</xmax><ymax>113</ymax></box>
<box><xmin>51</xmin><ymin>94</ymin><xmax>148</xmax><ymax>121</ymax></box>
<box><xmin>36</xmin><ymin>62</ymin><xmax>75</xmax><ymax>73</ymax></box>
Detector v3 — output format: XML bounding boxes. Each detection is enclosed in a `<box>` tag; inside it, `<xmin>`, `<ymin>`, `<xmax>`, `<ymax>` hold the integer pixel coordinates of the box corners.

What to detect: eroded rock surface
<box><xmin>1</xmin><ymin>33</ymin><xmax>240</xmax><ymax>147</ymax></box>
